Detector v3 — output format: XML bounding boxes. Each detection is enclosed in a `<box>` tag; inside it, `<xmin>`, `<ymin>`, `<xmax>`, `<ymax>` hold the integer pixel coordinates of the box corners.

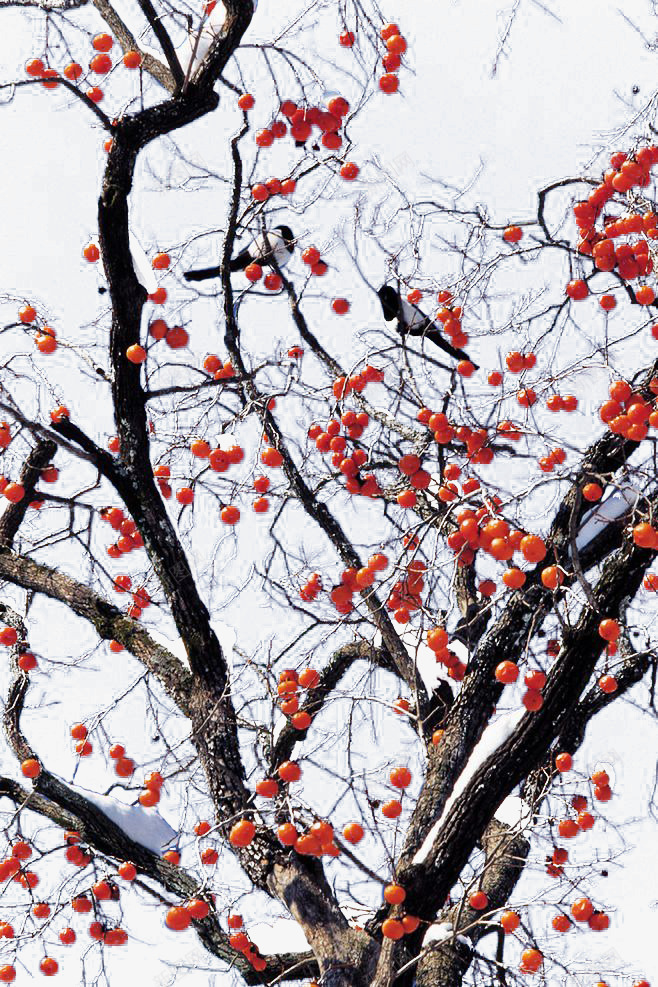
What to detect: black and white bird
<box><xmin>184</xmin><ymin>226</ymin><xmax>295</xmax><ymax>282</ymax></box>
<box><xmin>377</xmin><ymin>285</ymin><xmax>477</xmax><ymax>366</ymax></box>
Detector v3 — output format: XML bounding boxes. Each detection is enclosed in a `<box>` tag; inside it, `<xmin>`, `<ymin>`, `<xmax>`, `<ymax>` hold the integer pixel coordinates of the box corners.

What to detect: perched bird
<box><xmin>184</xmin><ymin>226</ymin><xmax>295</xmax><ymax>281</ymax></box>
<box><xmin>377</xmin><ymin>285</ymin><xmax>477</xmax><ymax>366</ymax></box>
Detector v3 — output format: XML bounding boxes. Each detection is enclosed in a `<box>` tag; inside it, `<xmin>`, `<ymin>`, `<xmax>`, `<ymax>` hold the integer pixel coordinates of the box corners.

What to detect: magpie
<box><xmin>184</xmin><ymin>226</ymin><xmax>295</xmax><ymax>281</ymax></box>
<box><xmin>377</xmin><ymin>285</ymin><xmax>478</xmax><ymax>366</ymax></box>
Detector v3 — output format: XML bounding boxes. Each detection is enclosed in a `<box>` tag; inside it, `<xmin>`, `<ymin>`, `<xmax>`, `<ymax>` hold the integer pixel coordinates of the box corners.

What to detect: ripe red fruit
<box><xmin>18</xmin><ymin>651</ymin><xmax>37</xmax><ymax>671</ymax></box>
<box><xmin>221</xmin><ymin>505</ymin><xmax>240</xmax><ymax>525</ymax></box>
<box><xmin>389</xmin><ymin>766</ymin><xmax>411</xmax><ymax>789</ymax></box>
<box><xmin>41</xmin><ymin>69</ymin><xmax>60</xmax><ymax>89</ymax></box>
<box><xmin>118</xmin><ymin>861</ymin><xmax>136</xmax><ymax>881</ymax></box>
<box><xmin>500</xmin><ymin>910</ymin><xmax>520</xmax><ymax>933</ymax></box>
<box><xmin>255</xmin><ymin>778</ymin><xmax>278</xmax><ymax>798</ymax></box>
<box><xmin>555</xmin><ymin>752</ymin><xmax>572</xmax><ymax>772</ymax></box>
<box><xmin>126</xmin><ymin>344</ymin><xmax>146</xmax><ymax>364</ymax></box>
<box><xmin>302</xmin><ymin>246</ymin><xmax>321</xmax><ymax>267</ymax></box>
<box><xmin>571</xmin><ymin>897</ymin><xmax>593</xmax><ymax>922</ymax></box>
<box><xmin>342</xmin><ymin>822</ymin><xmax>364</xmax><ymax>843</ymax></box>
<box><xmin>114</xmin><ymin>756</ymin><xmax>135</xmax><ymax>777</ymax></box>
<box><xmin>185</xmin><ymin>898</ymin><xmax>210</xmax><ymax>920</ymax></box>
<box><xmin>380</xmin><ymin>22</ymin><xmax>400</xmax><ymax>40</ymax></box>
<box><xmin>39</xmin><ymin>958</ymin><xmax>59</xmax><ymax>976</ymax></box>
<box><xmin>522</xmin><ymin>689</ymin><xmax>544</xmax><ymax>711</ymax></box>
<box><xmin>166</xmin><ymin>906</ymin><xmax>191</xmax><ymax>931</ymax></box>
<box><xmin>298</xmin><ymin>667</ymin><xmax>320</xmax><ymax>688</ymax></box>
<box><xmin>339</xmin><ymin>30</ymin><xmax>355</xmax><ymax>46</ymax></box>
<box><xmin>93</xmin><ymin>32</ymin><xmax>113</xmax><ymax>51</ymax></box>
<box><xmin>63</xmin><ymin>62</ymin><xmax>83</xmax><ymax>81</ymax></box>
<box><xmin>92</xmin><ymin>880</ymin><xmax>112</xmax><ymax>900</ymax></box>
<box><xmin>340</xmin><ymin>162</ymin><xmax>360</xmax><ymax>180</ymax></box>
<box><xmin>379</xmin><ymin>73</ymin><xmax>399</xmax><ymax>94</ymax></box>
<box><xmin>503</xmin><ymin>225</ymin><xmax>523</xmax><ymax>243</ymax></box>
<box><xmin>3</xmin><ymin>483</ymin><xmax>25</xmax><ymax>504</ymax></box>
<box><xmin>277</xmin><ymin>823</ymin><xmax>298</xmax><ymax>846</ymax></box>
<box><xmin>524</xmin><ymin>669</ymin><xmax>546</xmax><ymax>690</ymax></box>
<box><xmin>582</xmin><ymin>482</ymin><xmax>603</xmax><ymax>501</ymax></box>
<box><xmin>520</xmin><ymin>534</ymin><xmax>546</xmax><ymax>563</ymax></box>
<box><xmin>637</xmin><ymin>285</ymin><xmax>655</xmax><ymax>305</ymax></box>
<box><xmin>25</xmin><ymin>59</ymin><xmax>45</xmax><ymax>77</ymax></box>
<box><xmin>237</xmin><ymin>93</ymin><xmax>254</xmax><ymax>110</ymax></box>
<box><xmin>278</xmin><ymin>761</ymin><xmax>302</xmax><ymax>783</ymax></box>
<box><xmin>229</xmin><ymin>931</ymin><xmax>250</xmax><ymax>951</ymax></box>
<box><xmin>152</xmin><ymin>252</ymin><xmax>170</xmax><ymax>270</ymax></box>
<box><xmin>520</xmin><ymin>949</ymin><xmax>542</xmax><ymax>973</ymax></box>
<box><xmin>21</xmin><ymin>758</ymin><xmax>41</xmax><ymax>779</ymax></box>
<box><xmin>381</xmin><ymin>799</ymin><xmax>402</xmax><ymax>818</ymax></box>
<box><xmin>381</xmin><ymin>918</ymin><xmax>404</xmax><ymax>940</ymax></box>
<box><xmin>0</xmin><ymin>626</ymin><xmax>18</xmax><ymax>646</ymax></box>
<box><xmin>123</xmin><ymin>51</ymin><xmax>142</xmax><ymax>68</ymax></box>
<box><xmin>90</xmin><ymin>53</ymin><xmax>112</xmax><ymax>74</ymax></box>
<box><xmin>261</xmin><ymin>447</ymin><xmax>283</xmax><ymax>468</ymax></box>
<box><xmin>384</xmin><ymin>883</ymin><xmax>406</xmax><ymax>905</ymax></box>
<box><xmin>251</xmin><ymin>184</ymin><xmax>269</xmax><ymax>202</ymax></box>
<box><xmin>264</xmin><ymin>272</ymin><xmax>282</xmax><ymax>291</ymax></box>
<box><xmin>383</xmin><ymin>52</ymin><xmax>401</xmax><ymax>71</ymax></box>
<box><xmin>386</xmin><ymin>34</ymin><xmax>407</xmax><ymax>54</ymax></box>
<box><xmin>495</xmin><ymin>661</ymin><xmax>519</xmax><ymax>684</ymax></box>
<box><xmin>230</xmin><ymin>819</ymin><xmax>255</xmax><ymax>847</ymax></box>
<box><xmin>566</xmin><ymin>279</ymin><xmax>588</xmax><ymax>300</ymax></box>
<box><xmin>598</xmin><ymin>674</ymin><xmax>618</xmax><ymax>694</ymax></box>
<box><xmin>165</xmin><ymin>326</ymin><xmax>189</xmax><ymax>349</ymax></box>
<box><xmin>598</xmin><ymin>618</ymin><xmax>620</xmax><ymax>641</ymax></box>
<box><xmin>468</xmin><ymin>890</ymin><xmax>488</xmax><ymax>910</ymax></box>
<box><xmin>552</xmin><ymin>913</ymin><xmax>571</xmax><ymax>933</ymax></box>
<box><xmin>588</xmin><ymin>910</ymin><xmax>610</xmax><ymax>931</ymax></box>
<box><xmin>332</xmin><ymin>297</ymin><xmax>350</xmax><ymax>314</ymax></box>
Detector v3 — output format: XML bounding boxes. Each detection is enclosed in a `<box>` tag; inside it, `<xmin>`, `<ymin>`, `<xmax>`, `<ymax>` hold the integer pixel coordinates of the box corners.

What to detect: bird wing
<box><xmin>400</xmin><ymin>298</ymin><xmax>433</xmax><ymax>335</ymax></box>
<box><xmin>400</xmin><ymin>299</ymin><xmax>477</xmax><ymax>365</ymax></box>
<box><xmin>251</xmin><ymin>230</ymin><xmax>290</xmax><ymax>269</ymax></box>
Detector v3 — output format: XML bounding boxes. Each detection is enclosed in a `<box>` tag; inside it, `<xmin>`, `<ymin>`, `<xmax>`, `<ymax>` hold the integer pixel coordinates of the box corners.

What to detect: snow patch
<box><xmin>413</xmin><ymin>708</ymin><xmax>525</xmax><ymax>865</ymax></box>
<box><xmin>66</xmin><ymin>782</ymin><xmax>177</xmax><ymax>854</ymax></box>
<box><xmin>422</xmin><ymin>921</ymin><xmax>453</xmax><ymax>946</ymax></box>
<box><xmin>373</xmin><ymin>627</ymin><xmax>452</xmax><ymax>696</ymax></box>
<box><xmin>494</xmin><ymin>794</ymin><xmax>532</xmax><ymax>828</ymax></box>
<box><xmin>574</xmin><ymin>484</ymin><xmax>638</xmax><ymax>554</ymax></box>
<box><xmin>249</xmin><ymin>917</ymin><xmax>309</xmax><ymax>955</ymax></box>
<box><xmin>127</xmin><ymin>0</ymin><xmax>258</xmax><ymax>81</ymax></box>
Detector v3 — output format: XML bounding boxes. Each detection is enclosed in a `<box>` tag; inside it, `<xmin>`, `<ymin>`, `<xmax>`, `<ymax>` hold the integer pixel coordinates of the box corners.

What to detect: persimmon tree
<box><xmin>0</xmin><ymin>1</ymin><xmax>656</xmax><ymax>986</ymax></box>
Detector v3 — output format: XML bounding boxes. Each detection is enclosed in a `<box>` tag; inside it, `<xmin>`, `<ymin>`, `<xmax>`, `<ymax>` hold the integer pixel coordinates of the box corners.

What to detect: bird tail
<box><xmin>425</xmin><ymin>329</ymin><xmax>478</xmax><ymax>368</ymax></box>
<box><xmin>229</xmin><ymin>249</ymin><xmax>251</xmax><ymax>272</ymax></box>
<box><xmin>184</xmin><ymin>266</ymin><xmax>222</xmax><ymax>282</ymax></box>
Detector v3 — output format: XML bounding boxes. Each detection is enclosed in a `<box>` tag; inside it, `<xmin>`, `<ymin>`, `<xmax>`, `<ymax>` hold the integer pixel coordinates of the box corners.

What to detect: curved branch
<box><xmin>0</xmin><ymin>439</ymin><xmax>56</xmax><ymax>548</ymax></box>
<box><xmin>0</xmin><ymin>547</ymin><xmax>193</xmax><ymax>711</ymax></box>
